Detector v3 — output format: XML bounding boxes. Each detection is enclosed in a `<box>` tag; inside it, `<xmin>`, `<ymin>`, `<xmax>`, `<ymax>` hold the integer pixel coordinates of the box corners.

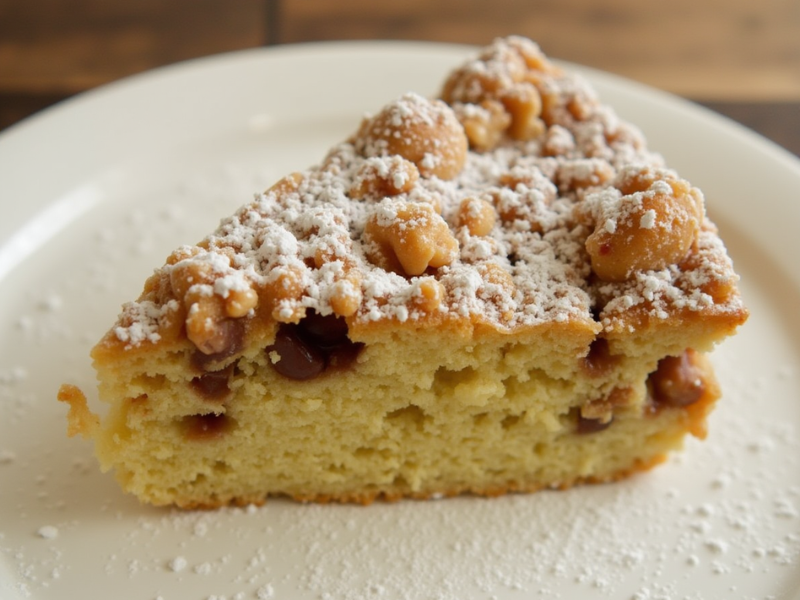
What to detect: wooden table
<box><xmin>1</xmin><ymin>0</ymin><xmax>798</xmax><ymax>157</ymax></box>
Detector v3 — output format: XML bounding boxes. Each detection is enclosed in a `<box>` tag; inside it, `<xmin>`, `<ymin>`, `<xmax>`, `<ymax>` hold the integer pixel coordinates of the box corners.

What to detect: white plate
<box><xmin>1</xmin><ymin>41</ymin><xmax>799</xmax><ymax>600</ymax></box>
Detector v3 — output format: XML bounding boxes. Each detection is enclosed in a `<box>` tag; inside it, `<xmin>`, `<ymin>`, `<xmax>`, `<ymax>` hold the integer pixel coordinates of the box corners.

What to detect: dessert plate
<box><xmin>1</xmin><ymin>41</ymin><xmax>799</xmax><ymax>600</ymax></box>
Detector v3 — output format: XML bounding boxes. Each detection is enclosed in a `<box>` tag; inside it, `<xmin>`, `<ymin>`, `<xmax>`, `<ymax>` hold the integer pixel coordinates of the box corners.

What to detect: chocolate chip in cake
<box><xmin>190</xmin><ymin>319</ymin><xmax>245</xmax><ymax>372</ymax></box>
<box><xmin>267</xmin><ymin>311</ymin><xmax>364</xmax><ymax>380</ymax></box>
<box><xmin>268</xmin><ymin>324</ymin><xmax>328</xmax><ymax>380</ymax></box>
<box><xmin>298</xmin><ymin>311</ymin><xmax>350</xmax><ymax>348</ymax></box>
<box><xmin>327</xmin><ymin>340</ymin><xmax>364</xmax><ymax>370</ymax></box>
<box><xmin>190</xmin><ymin>364</ymin><xmax>234</xmax><ymax>402</ymax></box>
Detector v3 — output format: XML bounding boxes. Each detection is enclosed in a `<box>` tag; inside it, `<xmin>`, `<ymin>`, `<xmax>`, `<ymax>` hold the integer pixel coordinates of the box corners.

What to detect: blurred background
<box><xmin>0</xmin><ymin>0</ymin><xmax>798</xmax><ymax>155</ymax></box>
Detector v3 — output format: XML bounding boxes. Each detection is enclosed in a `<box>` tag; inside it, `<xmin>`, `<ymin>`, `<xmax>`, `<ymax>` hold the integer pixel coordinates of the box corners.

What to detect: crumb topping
<box><xmin>112</xmin><ymin>37</ymin><xmax>745</xmax><ymax>349</ymax></box>
<box><xmin>115</xmin><ymin>300</ymin><xmax>180</xmax><ymax>347</ymax></box>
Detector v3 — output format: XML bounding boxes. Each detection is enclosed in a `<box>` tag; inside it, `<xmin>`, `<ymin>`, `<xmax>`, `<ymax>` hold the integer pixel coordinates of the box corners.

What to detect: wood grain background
<box><xmin>1</xmin><ymin>0</ymin><xmax>798</xmax><ymax>153</ymax></box>
<box><xmin>279</xmin><ymin>0</ymin><xmax>800</xmax><ymax>100</ymax></box>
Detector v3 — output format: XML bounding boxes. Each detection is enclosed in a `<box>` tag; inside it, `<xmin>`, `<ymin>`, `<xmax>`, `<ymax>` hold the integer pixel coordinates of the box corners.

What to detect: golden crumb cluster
<box><xmin>59</xmin><ymin>37</ymin><xmax>747</xmax><ymax>508</ymax></box>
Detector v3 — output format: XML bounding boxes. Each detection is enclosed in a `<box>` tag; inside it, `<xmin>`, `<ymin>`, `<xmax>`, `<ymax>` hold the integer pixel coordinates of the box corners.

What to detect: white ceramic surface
<box><xmin>1</xmin><ymin>41</ymin><xmax>799</xmax><ymax>600</ymax></box>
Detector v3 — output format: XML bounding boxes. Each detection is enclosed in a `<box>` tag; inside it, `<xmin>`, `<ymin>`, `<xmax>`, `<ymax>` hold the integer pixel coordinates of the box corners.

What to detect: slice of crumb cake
<box><xmin>58</xmin><ymin>36</ymin><xmax>747</xmax><ymax>508</ymax></box>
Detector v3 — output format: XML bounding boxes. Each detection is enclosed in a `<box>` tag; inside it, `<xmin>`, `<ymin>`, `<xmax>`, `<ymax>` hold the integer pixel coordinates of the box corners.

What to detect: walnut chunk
<box><xmin>349</xmin><ymin>156</ymin><xmax>420</xmax><ymax>200</ymax></box>
<box><xmin>677</xmin><ymin>227</ymin><xmax>739</xmax><ymax>304</ymax></box>
<box><xmin>452</xmin><ymin>100</ymin><xmax>511</xmax><ymax>152</ymax></box>
<box><xmin>582</xmin><ymin>166</ymin><xmax>704</xmax><ymax>282</ymax></box>
<box><xmin>328</xmin><ymin>271</ymin><xmax>363</xmax><ymax>318</ymax></box>
<box><xmin>364</xmin><ymin>201</ymin><xmax>459</xmax><ymax>276</ymax></box>
<box><xmin>355</xmin><ymin>93</ymin><xmax>467</xmax><ymax>180</ymax></box>
<box><xmin>556</xmin><ymin>158</ymin><xmax>615</xmax><ymax>191</ymax></box>
<box><xmin>168</xmin><ymin>248</ymin><xmax>212</xmax><ymax>299</ymax></box>
<box><xmin>477</xmin><ymin>262</ymin><xmax>516</xmax><ymax>321</ymax></box>
<box><xmin>168</xmin><ymin>250</ymin><xmax>259</xmax><ymax>354</ymax></box>
<box><xmin>498</xmin><ymin>83</ymin><xmax>545</xmax><ymax>141</ymax></box>
<box><xmin>265</xmin><ymin>172</ymin><xmax>303</xmax><ymax>200</ymax></box>
<box><xmin>505</xmin><ymin>35</ymin><xmax>559</xmax><ymax>74</ymax></box>
<box><xmin>542</xmin><ymin>124</ymin><xmax>576</xmax><ymax>157</ymax></box>
<box><xmin>491</xmin><ymin>166</ymin><xmax>556</xmax><ymax>231</ymax></box>
<box><xmin>265</xmin><ymin>264</ymin><xmax>308</xmax><ymax>323</ymax></box>
<box><xmin>457</xmin><ymin>197</ymin><xmax>497</xmax><ymax>237</ymax></box>
<box><xmin>224</xmin><ymin>287</ymin><xmax>258</xmax><ymax>318</ymax></box>
<box><xmin>442</xmin><ymin>62</ymin><xmax>519</xmax><ymax>106</ymax></box>
<box><xmin>441</xmin><ymin>37</ymin><xmax>553</xmax><ymax>145</ymax></box>
<box><xmin>185</xmin><ymin>292</ymin><xmax>233</xmax><ymax>355</ymax></box>
<box><xmin>577</xmin><ymin>387</ymin><xmax>633</xmax><ymax>432</ymax></box>
<box><xmin>411</xmin><ymin>277</ymin><xmax>446</xmax><ymax>313</ymax></box>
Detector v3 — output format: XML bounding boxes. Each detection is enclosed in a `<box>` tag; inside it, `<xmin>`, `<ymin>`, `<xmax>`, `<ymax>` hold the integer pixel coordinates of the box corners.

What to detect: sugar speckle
<box><xmin>16</xmin><ymin>315</ymin><xmax>34</xmax><ymax>330</ymax></box>
<box><xmin>696</xmin><ymin>503</ymin><xmax>715</xmax><ymax>517</ymax></box>
<box><xmin>639</xmin><ymin>209</ymin><xmax>656</xmax><ymax>229</ymax></box>
<box><xmin>40</xmin><ymin>294</ymin><xmax>63</xmax><ymax>312</ymax></box>
<box><xmin>705</xmin><ymin>539</ymin><xmax>729</xmax><ymax>554</ymax></box>
<box><xmin>775</xmin><ymin>498</ymin><xmax>797</xmax><ymax>519</ymax></box>
<box><xmin>256</xmin><ymin>584</ymin><xmax>275</xmax><ymax>599</ymax></box>
<box><xmin>711</xmin><ymin>473</ymin><xmax>733</xmax><ymax>490</ymax></box>
<box><xmin>36</xmin><ymin>526</ymin><xmax>58</xmax><ymax>540</ymax></box>
<box><xmin>169</xmin><ymin>556</ymin><xmax>188</xmax><ymax>572</ymax></box>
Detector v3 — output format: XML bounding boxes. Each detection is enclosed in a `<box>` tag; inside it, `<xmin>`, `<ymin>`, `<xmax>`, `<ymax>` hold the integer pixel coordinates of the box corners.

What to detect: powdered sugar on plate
<box><xmin>0</xmin><ymin>215</ymin><xmax>797</xmax><ymax>598</ymax></box>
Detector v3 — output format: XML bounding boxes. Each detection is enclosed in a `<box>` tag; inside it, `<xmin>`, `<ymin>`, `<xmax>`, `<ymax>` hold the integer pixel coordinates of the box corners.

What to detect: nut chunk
<box><xmin>168</xmin><ymin>248</ymin><xmax>258</xmax><ymax>354</ymax></box>
<box><xmin>442</xmin><ymin>37</ymin><xmax>555</xmax><ymax>146</ymax></box>
<box><xmin>364</xmin><ymin>200</ymin><xmax>459</xmax><ymax>276</ymax></box>
<box><xmin>457</xmin><ymin>197</ymin><xmax>497</xmax><ymax>236</ymax></box>
<box><xmin>350</xmin><ymin>155</ymin><xmax>420</xmax><ymax>200</ymax></box>
<box><xmin>451</xmin><ymin>100</ymin><xmax>511</xmax><ymax>152</ymax></box>
<box><xmin>581</xmin><ymin>166</ymin><xmax>705</xmax><ymax>282</ymax></box>
<box><xmin>355</xmin><ymin>93</ymin><xmax>467</xmax><ymax>180</ymax></box>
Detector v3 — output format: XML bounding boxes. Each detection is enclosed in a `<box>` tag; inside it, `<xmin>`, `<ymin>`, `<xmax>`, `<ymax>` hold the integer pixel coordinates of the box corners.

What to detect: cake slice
<box><xmin>58</xmin><ymin>37</ymin><xmax>747</xmax><ymax>508</ymax></box>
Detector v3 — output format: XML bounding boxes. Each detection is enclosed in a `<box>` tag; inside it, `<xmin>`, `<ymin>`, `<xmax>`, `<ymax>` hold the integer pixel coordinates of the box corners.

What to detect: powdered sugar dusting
<box><xmin>88</xmin><ymin>38</ymin><xmax>744</xmax><ymax>354</ymax></box>
<box><xmin>598</xmin><ymin>230</ymin><xmax>740</xmax><ymax>327</ymax></box>
<box><xmin>640</xmin><ymin>208</ymin><xmax>657</xmax><ymax>229</ymax></box>
<box><xmin>114</xmin><ymin>299</ymin><xmax>180</xmax><ymax>347</ymax></box>
<box><xmin>113</xmin><ymin>65</ymin><xmax>741</xmax><ymax>347</ymax></box>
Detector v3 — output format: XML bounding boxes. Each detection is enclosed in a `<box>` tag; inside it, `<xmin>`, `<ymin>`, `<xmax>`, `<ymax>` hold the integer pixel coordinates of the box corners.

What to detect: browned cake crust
<box><xmin>59</xmin><ymin>37</ymin><xmax>747</xmax><ymax>508</ymax></box>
